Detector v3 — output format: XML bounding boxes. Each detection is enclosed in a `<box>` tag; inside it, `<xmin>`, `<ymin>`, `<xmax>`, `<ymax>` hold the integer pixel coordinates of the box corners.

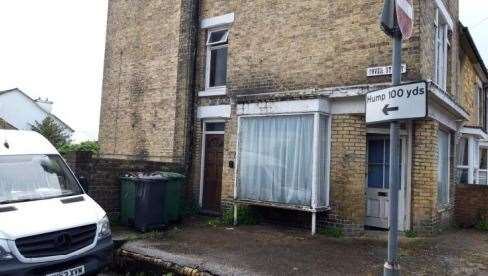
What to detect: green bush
<box><xmin>208</xmin><ymin>205</ymin><xmax>259</xmax><ymax>226</ymax></box>
<box><xmin>58</xmin><ymin>141</ymin><xmax>99</xmax><ymax>155</ymax></box>
<box><xmin>404</xmin><ymin>230</ymin><xmax>418</xmax><ymax>238</ymax></box>
<box><xmin>475</xmin><ymin>220</ymin><xmax>488</xmax><ymax>231</ymax></box>
<box><xmin>319</xmin><ymin>227</ymin><xmax>344</xmax><ymax>238</ymax></box>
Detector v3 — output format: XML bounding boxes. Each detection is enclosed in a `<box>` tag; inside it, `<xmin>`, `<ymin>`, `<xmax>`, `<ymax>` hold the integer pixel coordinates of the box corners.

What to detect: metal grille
<box><xmin>15</xmin><ymin>224</ymin><xmax>96</xmax><ymax>258</ymax></box>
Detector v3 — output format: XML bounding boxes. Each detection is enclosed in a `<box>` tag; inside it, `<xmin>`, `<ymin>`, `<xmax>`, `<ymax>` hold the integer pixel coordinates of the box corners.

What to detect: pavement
<box><xmin>111</xmin><ymin>217</ymin><xmax>488</xmax><ymax>275</ymax></box>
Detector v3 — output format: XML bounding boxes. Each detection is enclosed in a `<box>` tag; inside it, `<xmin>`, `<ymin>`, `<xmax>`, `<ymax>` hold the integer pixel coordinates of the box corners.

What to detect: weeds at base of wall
<box><xmin>404</xmin><ymin>229</ymin><xmax>418</xmax><ymax>238</ymax></box>
<box><xmin>208</xmin><ymin>205</ymin><xmax>259</xmax><ymax>226</ymax></box>
<box><xmin>475</xmin><ymin>220</ymin><xmax>488</xmax><ymax>231</ymax></box>
<box><xmin>318</xmin><ymin>227</ymin><xmax>344</xmax><ymax>238</ymax></box>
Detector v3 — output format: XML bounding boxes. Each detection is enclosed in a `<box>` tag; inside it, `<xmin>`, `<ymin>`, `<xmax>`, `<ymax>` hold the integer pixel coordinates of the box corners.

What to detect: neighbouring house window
<box><xmin>206</xmin><ymin>29</ymin><xmax>229</xmax><ymax>89</ymax></box>
<box><xmin>478</xmin><ymin>85</ymin><xmax>486</xmax><ymax>129</ymax></box>
<box><xmin>478</xmin><ymin>148</ymin><xmax>488</xmax><ymax>186</ymax></box>
<box><xmin>237</xmin><ymin>114</ymin><xmax>329</xmax><ymax>207</ymax></box>
<box><xmin>438</xmin><ymin>130</ymin><xmax>450</xmax><ymax>206</ymax></box>
<box><xmin>456</xmin><ymin>138</ymin><xmax>468</xmax><ymax>184</ymax></box>
<box><xmin>434</xmin><ymin>9</ymin><xmax>449</xmax><ymax>91</ymax></box>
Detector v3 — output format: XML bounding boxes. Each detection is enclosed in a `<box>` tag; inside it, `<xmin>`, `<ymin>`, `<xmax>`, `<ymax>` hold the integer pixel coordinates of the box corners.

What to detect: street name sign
<box><xmin>367</xmin><ymin>64</ymin><xmax>407</xmax><ymax>77</ymax></box>
<box><xmin>366</xmin><ymin>81</ymin><xmax>427</xmax><ymax>124</ymax></box>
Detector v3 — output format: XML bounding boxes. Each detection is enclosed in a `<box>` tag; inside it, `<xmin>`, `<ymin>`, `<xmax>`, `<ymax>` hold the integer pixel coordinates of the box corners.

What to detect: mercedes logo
<box><xmin>55</xmin><ymin>233</ymin><xmax>72</xmax><ymax>250</ymax></box>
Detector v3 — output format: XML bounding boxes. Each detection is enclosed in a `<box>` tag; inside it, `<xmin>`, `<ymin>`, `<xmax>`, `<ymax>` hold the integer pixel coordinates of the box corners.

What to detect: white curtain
<box><xmin>238</xmin><ymin>115</ymin><xmax>314</xmax><ymax>206</ymax></box>
<box><xmin>438</xmin><ymin>130</ymin><xmax>450</xmax><ymax>205</ymax></box>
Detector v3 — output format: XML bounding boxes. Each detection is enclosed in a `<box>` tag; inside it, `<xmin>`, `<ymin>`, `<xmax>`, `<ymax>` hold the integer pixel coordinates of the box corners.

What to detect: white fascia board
<box><xmin>435</xmin><ymin>0</ymin><xmax>454</xmax><ymax>30</ymax></box>
<box><xmin>429</xmin><ymin>83</ymin><xmax>469</xmax><ymax>120</ymax></box>
<box><xmin>201</xmin><ymin>13</ymin><xmax>235</xmax><ymax>29</ymax></box>
<box><xmin>460</xmin><ymin>127</ymin><xmax>488</xmax><ymax>140</ymax></box>
<box><xmin>330</xmin><ymin>97</ymin><xmax>365</xmax><ymax>114</ymax></box>
<box><xmin>237</xmin><ymin>99</ymin><xmax>330</xmax><ymax>116</ymax></box>
<box><xmin>197</xmin><ymin>105</ymin><xmax>231</xmax><ymax>119</ymax></box>
<box><xmin>428</xmin><ymin>102</ymin><xmax>459</xmax><ymax>131</ymax></box>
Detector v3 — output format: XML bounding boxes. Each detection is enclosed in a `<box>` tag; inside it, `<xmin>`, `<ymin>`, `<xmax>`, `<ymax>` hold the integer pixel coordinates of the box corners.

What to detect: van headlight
<box><xmin>97</xmin><ymin>215</ymin><xmax>111</xmax><ymax>240</ymax></box>
<box><xmin>0</xmin><ymin>240</ymin><xmax>13</xmax><ymax>260</ymax></box>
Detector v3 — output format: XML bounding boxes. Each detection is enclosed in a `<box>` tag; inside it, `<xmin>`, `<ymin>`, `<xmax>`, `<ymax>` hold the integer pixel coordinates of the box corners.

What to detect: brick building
<box><xmin>99</xmin><ymin>0</ymin><xmax>487</xmax><ymax>235</ymax></box>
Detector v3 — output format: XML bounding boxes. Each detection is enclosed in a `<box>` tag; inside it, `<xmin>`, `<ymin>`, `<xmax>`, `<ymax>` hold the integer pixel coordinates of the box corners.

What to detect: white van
<box><xmin>0</xmin><ymin>130</ymin><xmax>113</xmax><ymax>276</ymax></box>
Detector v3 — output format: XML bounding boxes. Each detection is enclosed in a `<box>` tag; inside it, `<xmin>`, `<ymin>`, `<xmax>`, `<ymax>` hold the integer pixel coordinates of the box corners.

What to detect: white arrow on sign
<box><xmin>365</xmin><ymin>81</ymin><xmax>427</xmax><ymax>124</ymax></box>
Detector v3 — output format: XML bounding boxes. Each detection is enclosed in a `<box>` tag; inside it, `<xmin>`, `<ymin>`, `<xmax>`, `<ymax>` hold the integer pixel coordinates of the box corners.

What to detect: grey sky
<box><xmin>0</xmin><ymin>1</ymin><xmax>486</xmax><ymax>142</ymax></box>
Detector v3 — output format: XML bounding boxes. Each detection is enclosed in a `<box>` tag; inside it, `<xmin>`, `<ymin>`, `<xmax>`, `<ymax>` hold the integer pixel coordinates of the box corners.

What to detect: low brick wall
<box><xmin>455</xmin><ymin>184</ymin><xmax>488</xmax><ymax>227</ymax></box>
<box><xmin>65</xmin><ymin>151</ymin><xmax>183</xmax><ymax>219</ymax></box>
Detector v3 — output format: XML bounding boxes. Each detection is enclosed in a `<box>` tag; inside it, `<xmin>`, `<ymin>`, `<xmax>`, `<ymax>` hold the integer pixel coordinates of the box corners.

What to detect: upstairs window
<box><xmin>434</xmin><ymin>9</ymin><xmax>449</xmax><ymax>91</ymax></box>
<box><xmin>206</xmin><ymin>29</ymin><xmax>229</xmax><ymax>90</ymax></box>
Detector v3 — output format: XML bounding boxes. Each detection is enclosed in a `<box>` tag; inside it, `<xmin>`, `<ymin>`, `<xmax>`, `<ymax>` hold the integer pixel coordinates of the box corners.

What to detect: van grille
<box><xmin>15</xmin><ymin>224</ymin><xmax>97</xmax><ymax>258</ymax></box>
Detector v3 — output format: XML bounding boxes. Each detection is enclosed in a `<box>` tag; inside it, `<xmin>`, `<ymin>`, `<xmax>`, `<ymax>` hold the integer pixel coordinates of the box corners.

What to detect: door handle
<box><xmin>378</xmin><ymin>192</ymin><xmax>388</xmax><ymax>197</ymax></box>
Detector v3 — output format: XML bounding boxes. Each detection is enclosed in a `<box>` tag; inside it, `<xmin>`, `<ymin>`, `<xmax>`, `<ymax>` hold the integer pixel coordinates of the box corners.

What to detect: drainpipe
<box><xmin>183</xmin><ymin>0</ymin><xmax>200</xmax><ymax>201</ymax></box>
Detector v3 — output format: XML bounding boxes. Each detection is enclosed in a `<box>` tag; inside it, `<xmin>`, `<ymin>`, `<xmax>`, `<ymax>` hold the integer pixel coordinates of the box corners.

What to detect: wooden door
<box><xmin>202</xmin><ymin>134</ymin><xmax>224</xmax><ymax>213</ymax></box>
<box><xmin>365</xmin><ymin>136</ymin><xmax>407</xmax><ymax>230</ymax></box>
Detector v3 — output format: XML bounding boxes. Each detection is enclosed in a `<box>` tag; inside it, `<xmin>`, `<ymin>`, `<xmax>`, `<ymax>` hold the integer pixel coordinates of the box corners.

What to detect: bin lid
<box><xmin>120</xmin><ymin>172</ymin><xmax>184</xmax><ymax>182</ymax></box>
<box><xmin>156</xmin><ymin>172</ymin><xmax>185</xmax><ymax>179</ymax></box>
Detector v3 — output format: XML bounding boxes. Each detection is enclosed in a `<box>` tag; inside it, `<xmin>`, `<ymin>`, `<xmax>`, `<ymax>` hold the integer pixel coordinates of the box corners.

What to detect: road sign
<box><xmin>396</xmin><ymin>0</ymin><xmax>414</xmax><ymax>40</ymax></box>
<box><xmin>366</xmin><ymin>81</ymin><xmax>427</xmax><ymax>124</ymax></box>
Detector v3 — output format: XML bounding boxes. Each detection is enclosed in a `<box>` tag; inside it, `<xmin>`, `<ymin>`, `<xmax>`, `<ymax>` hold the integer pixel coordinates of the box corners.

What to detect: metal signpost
<box><xmin>371</xmin><ymin>0</ymin><xmax>416</xmax><ymax>275</ymax></box>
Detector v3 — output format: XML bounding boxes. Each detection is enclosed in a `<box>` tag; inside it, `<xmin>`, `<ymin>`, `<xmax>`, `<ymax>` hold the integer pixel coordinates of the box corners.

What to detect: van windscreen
<box><xmin>0</xmin><ymin>155</ymin><xmax>83</xmax><ymax>204</ymax></box>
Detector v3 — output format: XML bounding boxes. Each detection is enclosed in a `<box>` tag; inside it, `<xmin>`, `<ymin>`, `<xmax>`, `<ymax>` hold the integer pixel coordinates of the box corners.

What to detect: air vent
<box><xmin>61</xmin><ymin>196</ymin><xmax>85</xmax><ymax>204</ymax></box>
<box><xmin>0</xmin><ymin>206</ymin><xmax>17</xmax><ymax>213</ymax></box>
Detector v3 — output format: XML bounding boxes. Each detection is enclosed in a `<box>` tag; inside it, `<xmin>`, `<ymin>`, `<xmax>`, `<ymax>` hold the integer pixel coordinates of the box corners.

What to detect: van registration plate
<box><xmin>46</xmin><ymin>265</ymin><xmax>85</xmax><ymax>276</ymax></box>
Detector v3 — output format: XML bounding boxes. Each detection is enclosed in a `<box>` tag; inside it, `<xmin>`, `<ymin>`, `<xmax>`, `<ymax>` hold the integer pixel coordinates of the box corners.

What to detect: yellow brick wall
<box><xmin>459</xmin><ymin>54</ymin><xmax>482</xmax><ymax>126</ymax></box>
<box><xmin>0</xmin><ymin>118</ymin><xmax>15</xmax><ymax>130</ymax></box>
<box><xmin>328</xmin><ymin>115</ymin><xmax>367</xmax><ymax>227</ymax></box>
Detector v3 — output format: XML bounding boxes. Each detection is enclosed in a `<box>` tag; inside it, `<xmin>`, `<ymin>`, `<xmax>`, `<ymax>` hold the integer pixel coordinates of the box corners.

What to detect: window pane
<box><xmin>205</xmin><ymin>122</ymin><xmax>225</xmax><ymax>132</ymax></box>
<box><xmin>317</xmin><ymin>115</ymin><xmax>328</xmax><ymax>206</ymax></box>
<box><xmin>480</xmin><ymin>149</ymin><xmax>487</xmax><ymax>170</ymax></box>
<box><xmin>209</xmin><ymin>47</ymin><xmax>227</xmax><ymax>87</ymax></box>
<box><xmin>368</xmin><ymin>164</ymin><xmax>384</xmax><ymax>189</ymax></box>
<box><xmin>368</xmin><ymin>140</ymin><xmax>384</xmax><ymax>163</ymax></box>
<box><xmin>238</xmin><ymin>115</ymin><xmax>314</xmax><ymax>206</ymax></box>
<box><xmin>207</xmin><ymin>30</ymin><xmax>228</xmax><ymax>45</ymax></box>
<box><xmin>438</xmin><ymin>130</ymin><xmax>450</xmax><ymax>205</ymax></box>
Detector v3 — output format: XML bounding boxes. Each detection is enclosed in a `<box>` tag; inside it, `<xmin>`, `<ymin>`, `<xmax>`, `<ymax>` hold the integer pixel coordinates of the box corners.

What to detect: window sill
<box><xmin>199</xmin><ymin>87</ymin><xmax>227</xmax><ymax>97</ymax></box>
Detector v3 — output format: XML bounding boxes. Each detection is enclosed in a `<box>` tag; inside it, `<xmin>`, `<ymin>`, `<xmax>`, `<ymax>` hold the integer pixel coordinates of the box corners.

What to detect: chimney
<box><xmin>35</xmin><ymin>97</ymin><xmax>53</xmax><ymax>113</ymax></box>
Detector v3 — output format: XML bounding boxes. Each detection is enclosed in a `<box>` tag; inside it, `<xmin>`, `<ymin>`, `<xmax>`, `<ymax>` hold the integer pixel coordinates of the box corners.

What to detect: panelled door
<box><xmin>201</xmin><ymin>122</ymin><xmax>225</xmax><ymax>213</ymax></box>
<box><xmin>365</xmin><ymin>135</ymin><xmax>407</xmax><ymax>230</ymax></box>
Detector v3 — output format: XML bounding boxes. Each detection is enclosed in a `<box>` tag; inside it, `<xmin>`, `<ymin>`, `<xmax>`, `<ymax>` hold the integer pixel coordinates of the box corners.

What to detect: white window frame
<box><xmin>434</xmin><ymin>8</ymin><xmax>449</xmax><ymax>91</ymax></box>
<box><xmin>437</xmin><ymin>129</ymin><xmax>451</xmax><ymax>208</ymax></box>
<box><xmin>201</xmin><ymin>27</ymin><xmax>229</xmax><ymax>97</ymax></box>
<box><xmin>234</xmin><ymin>112</ymin><xmax>331</xmax><ymax>210</ymax></box>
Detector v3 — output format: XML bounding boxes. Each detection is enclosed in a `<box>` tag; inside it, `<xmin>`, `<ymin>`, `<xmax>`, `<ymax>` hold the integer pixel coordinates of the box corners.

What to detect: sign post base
<box><xmin>384</xmin><ymin>262</ymin><xmax>401</xmax><ymax>276</ymax></box>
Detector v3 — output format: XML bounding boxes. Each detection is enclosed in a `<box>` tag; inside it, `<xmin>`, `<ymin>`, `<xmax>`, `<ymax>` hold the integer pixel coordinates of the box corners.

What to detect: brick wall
<box><xmin>98</xmin><ymin>0</ymin><xmax>197</xmax><ymax>164</ymax></box>
<box><xmin>65</xmin><ymin>151</ymin><xmax>182</xmax><ymax>219</ymax></box>
<box><xmin>324</xmin><ymin>114</ymin><xmax>367</xmax><ymax>235</ymax></box>
<box><xmin>455</xmin><ymin>184</ymin><xmax>488</xmax><ymax>227</ymax></box>
<box><xmin>0</xmin><ymin>118</ymin><xmax>15</xmax><ymax>129</ymax></box>
<box><xmin>460</xmin><ymin>49</ymin><xmax>483</xmax><ymax>126</ymax></box>
<box><xmin>411</xmin><ymin>119</ymin><xmax>457</xmax><ymax>234</ymax></box>
<box><xmin>196</xmin><ymin>0</ymin><xmax>422</xmax><ymax>97</ymax></box>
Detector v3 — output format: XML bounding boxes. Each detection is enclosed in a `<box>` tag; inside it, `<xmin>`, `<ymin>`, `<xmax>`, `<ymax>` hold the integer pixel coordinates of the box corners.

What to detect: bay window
<box><xmin>237</xmin><ymin>113</ymin><xmax>329</xmax><ymax>209</ymax></box>
<box><xmin>438</xmin><ymin>129</ymin><xmax>450</xmax><ymax>207</ymax></box>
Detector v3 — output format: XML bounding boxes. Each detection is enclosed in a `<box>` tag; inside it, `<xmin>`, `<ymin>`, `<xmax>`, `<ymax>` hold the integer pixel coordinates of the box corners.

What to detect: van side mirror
<box><xmin>78</xmin><ymin>176</ymin><xmax>89</xmax><ymax>193</ymax></box>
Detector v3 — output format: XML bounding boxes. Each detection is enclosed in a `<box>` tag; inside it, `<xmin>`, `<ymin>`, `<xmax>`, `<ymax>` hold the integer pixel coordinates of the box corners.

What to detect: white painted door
<box><xmin>365</xmin><ymin>136</ymin><xmax>407</xmax><ymax>230</ymax></box>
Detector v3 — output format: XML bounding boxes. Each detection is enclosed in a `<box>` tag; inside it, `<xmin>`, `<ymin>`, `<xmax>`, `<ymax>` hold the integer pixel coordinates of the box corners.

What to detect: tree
<box><xmin>58</xmin><ymin>141</ymin><xmax>100</xmax><ymax>156</ymax></box>
<box><xmin>31</xmin><ymin>117</ymin><xmax>71</xmax><ymax>149</ymax></box>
